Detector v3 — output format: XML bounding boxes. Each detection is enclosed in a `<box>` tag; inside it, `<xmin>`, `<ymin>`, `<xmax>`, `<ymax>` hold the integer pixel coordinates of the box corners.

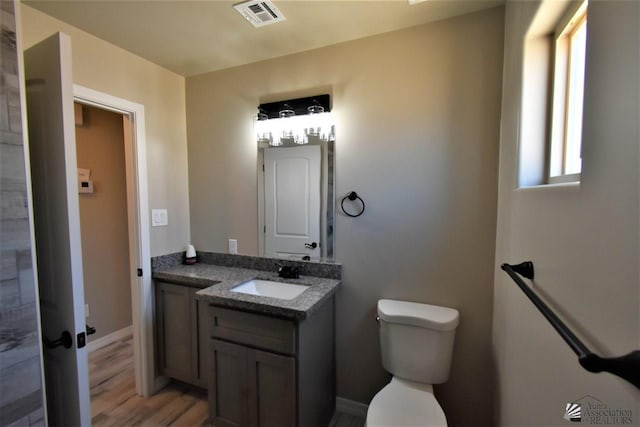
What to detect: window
<box><xmin>549</xmin><ymin>1</ymin><xmax>588</xmax><ymax>183</ymax></box>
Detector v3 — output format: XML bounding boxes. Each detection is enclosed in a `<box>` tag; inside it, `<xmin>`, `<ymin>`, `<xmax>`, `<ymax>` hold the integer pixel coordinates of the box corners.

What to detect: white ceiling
<box><xmin>24</xmin><ymin>0</ymin><xmax>503</xmax><ymax>77</ymax></box>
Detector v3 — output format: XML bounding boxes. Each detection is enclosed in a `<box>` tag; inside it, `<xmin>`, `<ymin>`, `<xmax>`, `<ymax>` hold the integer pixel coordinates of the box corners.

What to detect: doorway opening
<box><xmin>73</xmin><ymin>85</ymin><xmax>155</xmax><ymax>403</ymax></box>
<box><xmin>73</xmin><ymin>102</ymin><xmax>135</xmax><ymax>416</ymax></box>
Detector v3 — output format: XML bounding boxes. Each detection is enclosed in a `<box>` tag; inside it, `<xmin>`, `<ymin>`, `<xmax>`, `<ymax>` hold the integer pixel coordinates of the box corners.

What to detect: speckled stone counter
<box><xmin>152</xmin><ymin>251</ymin><xmax>341</xmax><ymax>280</ymax></box>
<box><xmin>152</xmin><ymin>254</ymin><xmax>341</xmax><ymax>320</ymax></box>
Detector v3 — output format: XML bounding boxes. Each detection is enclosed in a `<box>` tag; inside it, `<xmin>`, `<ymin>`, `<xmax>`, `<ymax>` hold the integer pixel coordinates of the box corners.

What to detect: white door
<box><xmin>264</xmin><ymin>146</ymin><xmax>321</xmax><ymax>260</ymax></box>
<box><xmin>25</xmin><ymin>33</ymin><xmax>91</xmax><ymax>426</ymax></box>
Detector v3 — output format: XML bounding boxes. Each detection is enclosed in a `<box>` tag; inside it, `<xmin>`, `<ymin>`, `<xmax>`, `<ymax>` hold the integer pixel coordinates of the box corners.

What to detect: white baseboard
<box><xmin>336</xmin><ymin>396</ymin><xmax>369</xmax><ymax>418</ymax></box>
<box><xmin>87</xmin><ymin>325</ymin><xmax>132</xmax><ymax>353</ymax></box>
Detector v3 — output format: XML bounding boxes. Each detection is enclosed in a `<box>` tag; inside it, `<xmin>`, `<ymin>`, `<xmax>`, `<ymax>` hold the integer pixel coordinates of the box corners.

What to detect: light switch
<box><xmin>152</xmin><ymin>209</ymin><xmax>168</xmax><ymax>227</ymax></box>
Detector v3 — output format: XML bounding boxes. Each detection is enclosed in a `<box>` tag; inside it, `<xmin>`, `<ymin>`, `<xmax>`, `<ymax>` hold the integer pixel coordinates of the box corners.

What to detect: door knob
<box><xmin>304</xmin><ymin>242</ymin><xmax>318</xmax><ymax>249</ymax></box>
<box><xmin>44</xmin><ymin>330</ymin><xmax>72</xmax><ymax>349</ymax></box>
<box><xmin>86</xmin><ymin>324</ymin><xmax>96</xmax><ymax>336</ymax></box>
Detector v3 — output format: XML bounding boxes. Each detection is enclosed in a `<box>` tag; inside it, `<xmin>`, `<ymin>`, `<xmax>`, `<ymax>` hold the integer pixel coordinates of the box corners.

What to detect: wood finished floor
<box><xmin>89</xmin><ymin>335</ymin><xmax>365</xmax><ymax>427</ymax></box>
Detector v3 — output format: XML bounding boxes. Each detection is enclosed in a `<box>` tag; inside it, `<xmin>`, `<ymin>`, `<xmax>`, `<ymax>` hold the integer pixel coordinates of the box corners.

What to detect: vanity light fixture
<box><xmin>255</xmin><ymin>95</ymin><xmax>335</xmax><ymax>146</ymax></box>
<box><xmin>307</xmin><ymin>101</ymin><xmax>324</xmax><ymax>114</ymax></box>
<box><xmin>278</xmin><ymin>104</ymin><xmax>295</xmax><ymax>118</ymax></box>
<box><xmin>256</xmin><ymin>109</ymin><xmax>273</xmax><ymax>145</ymax></box>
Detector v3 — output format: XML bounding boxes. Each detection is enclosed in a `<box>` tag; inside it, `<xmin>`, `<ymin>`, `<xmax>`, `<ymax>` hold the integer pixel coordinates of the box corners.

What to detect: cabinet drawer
<box><xmin>209</xmin><ymin>306</ymin><xmax>296</xmax><ymax>355</ymax></box>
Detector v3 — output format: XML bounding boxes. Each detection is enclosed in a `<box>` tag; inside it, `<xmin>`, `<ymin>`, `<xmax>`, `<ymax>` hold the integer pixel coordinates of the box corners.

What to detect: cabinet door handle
<box><xmin>304</xmin><ymin>242</ymin><xmax>317</xmax><ymax>249</ymax></box>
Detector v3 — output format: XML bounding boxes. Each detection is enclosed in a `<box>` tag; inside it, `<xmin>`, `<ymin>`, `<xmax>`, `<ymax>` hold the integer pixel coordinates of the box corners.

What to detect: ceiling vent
<box><xmin>233</xmin><ymin>0</ymin><xmax>286</xmax><ymax>28</ymax></box>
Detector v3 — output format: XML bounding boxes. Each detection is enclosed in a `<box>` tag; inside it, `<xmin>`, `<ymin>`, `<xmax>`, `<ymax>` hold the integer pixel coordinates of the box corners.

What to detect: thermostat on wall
<box><xmin>79</xmin><ymin>180</ymin><xmax>94</xmax><ymax>193</ymax></box>
<box><xmin>78</xmin><ymin>168</ymin><xmax>94</xmax><ymax>194</ymax></box>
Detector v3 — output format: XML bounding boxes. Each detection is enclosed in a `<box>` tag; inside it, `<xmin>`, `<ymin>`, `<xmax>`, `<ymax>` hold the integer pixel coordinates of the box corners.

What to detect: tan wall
<box><xmin>186</xmin><ymin>7</ymin><xmax>504</xmax><ymax>426</ymax></box>
<box><xmin>19</xmin><ymin>3</ymin><xmax>190</xmax><ymax>257</ymax></box>
<box><xmin>75</xmin><ymin>104</ymin><xmax>132</xmax><ymax>342</ymax></box>
<box><xmin>493</xmin><ymin>1</ymin><xmax>640</xmax><ymax>425</ymax></box>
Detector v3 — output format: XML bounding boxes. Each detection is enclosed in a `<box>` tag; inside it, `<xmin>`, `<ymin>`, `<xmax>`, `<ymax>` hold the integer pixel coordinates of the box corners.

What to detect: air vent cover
<box><xmin>233</xmin><ymin>0</ymin><xmax>286</xmax><ymax>28</ymax></box>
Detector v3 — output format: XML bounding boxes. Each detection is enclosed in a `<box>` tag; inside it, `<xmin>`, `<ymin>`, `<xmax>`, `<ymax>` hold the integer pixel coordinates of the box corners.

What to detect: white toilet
<box><xmin>366</xmin><ymin>299</ymin><xmax>460</xmax><ymax>427</ymax></box>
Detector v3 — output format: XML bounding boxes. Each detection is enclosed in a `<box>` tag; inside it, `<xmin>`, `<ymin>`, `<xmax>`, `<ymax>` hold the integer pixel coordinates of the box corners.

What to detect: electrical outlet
<box><xmin>228</xmin><ymin>239</ymin><xmax>238</xmax><ymax>254</ymax></box>
<box><xmin>85</xmin><ymin>304</ymin><xmax>90</xmax><ymax>318</ymax></box>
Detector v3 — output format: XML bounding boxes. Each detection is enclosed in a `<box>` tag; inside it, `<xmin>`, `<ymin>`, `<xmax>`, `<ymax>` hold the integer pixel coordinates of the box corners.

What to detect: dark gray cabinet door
<box><xmin>209</xmin><ymin>339</ymin><xmax>249</xmax><ymax>427</ymax></box>
<box><xmin>156</xmin><ymin>281</ymin><xmax>192</xmax><ymax>383</ymax></box>
<box><xmin>156</xmin><ymin>281</ymin><xmax>209</xmax><ymax>388</ymax></box>
<box><xmin>209</xmin><ymin>339</ymin><xmax>296</xmax><ymax>427</ymax></box>
<box><xmin>247</xmin><ymin>348</ymin><xmax>296</xmax><ymax>427</ymax></box>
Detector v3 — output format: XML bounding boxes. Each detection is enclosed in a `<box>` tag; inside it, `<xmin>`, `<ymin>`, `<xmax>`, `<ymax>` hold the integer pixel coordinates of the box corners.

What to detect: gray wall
<box><xmin>0</xmin><ymin>1</ymin><xmax>44</xmax><ymax>426</ymax></box>
<box><xmin>493</xmin><ymin>1</ymin><xmax>639</xmax><ymax>425</ymax></box>
<box><xmin>76</xmin><ymin>104</ymin><xmax>132</xmax><ymax>342</ymax></box>
<box><xmin>186</xmin><ymin>8</ymin><xmax>504</xmax><ymax>427</ymax></box>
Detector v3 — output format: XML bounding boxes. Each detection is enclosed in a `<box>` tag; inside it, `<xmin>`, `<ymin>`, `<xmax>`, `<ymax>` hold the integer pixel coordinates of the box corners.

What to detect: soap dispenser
<box><xmin>185</xmin><ymin>244</ymin><xmax>197</xmax><ymax>265</ymax></box>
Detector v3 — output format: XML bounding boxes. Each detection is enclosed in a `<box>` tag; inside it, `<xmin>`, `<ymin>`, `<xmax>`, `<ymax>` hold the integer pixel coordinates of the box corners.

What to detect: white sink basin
<box><xmin>230</xmin><ymin>279</ymin><xmax>309</xmax><ymax>300</ymax></box>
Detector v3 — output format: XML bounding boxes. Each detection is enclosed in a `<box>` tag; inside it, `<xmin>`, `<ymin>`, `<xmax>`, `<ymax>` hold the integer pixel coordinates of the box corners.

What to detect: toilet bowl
<box><xmin>365</xmin><ymin>299</ymin><xmax>459</xmax><ymax>427</ymax></box>
<box><xmin>366</xmin><ymin>377</ymin><xmax>446</xmax><ymax>427</ymax></box>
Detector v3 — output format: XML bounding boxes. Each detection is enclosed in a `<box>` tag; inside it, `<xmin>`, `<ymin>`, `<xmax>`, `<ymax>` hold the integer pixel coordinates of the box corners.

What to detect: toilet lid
<box><xmin>366</xmin><ymin>377</ymin><xmax>447</xmax><ymax>427</ymax></box>
<box><xmin>377</xmin><ymin>299</ymin><xmax>459</xmax><ymax>331</ymax></box>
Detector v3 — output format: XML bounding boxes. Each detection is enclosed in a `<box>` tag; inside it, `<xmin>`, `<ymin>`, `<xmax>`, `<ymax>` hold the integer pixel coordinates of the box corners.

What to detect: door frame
<box><xmin>72</xmin><ymin>85</ymin><xmax>155</xmax><ymax>397</ymax></box>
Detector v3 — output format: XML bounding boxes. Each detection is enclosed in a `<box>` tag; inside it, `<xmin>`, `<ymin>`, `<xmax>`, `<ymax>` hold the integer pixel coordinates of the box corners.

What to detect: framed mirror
<box><xmin>257</xmin><ymin>137</ymin><xmax>335</xmax><ymax>262</ymax></box>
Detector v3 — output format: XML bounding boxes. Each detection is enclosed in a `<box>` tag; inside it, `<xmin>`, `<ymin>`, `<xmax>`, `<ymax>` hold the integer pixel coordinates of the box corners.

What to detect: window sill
<box><xmin>515</xmin><ymin>180</ymin><xmax>580</xmax><ymax>194</ymax></box>
<box><xmin>548</xmin><ymin>173</ymin><xmax>581</xmax><ymax>184</ymax></box>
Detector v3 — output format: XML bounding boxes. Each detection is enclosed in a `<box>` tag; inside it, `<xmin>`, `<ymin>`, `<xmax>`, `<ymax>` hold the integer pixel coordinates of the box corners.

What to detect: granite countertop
<box><xmin>152</xmin><ymin>263</ymin><xmax>341</xmax><ymax>320</ymax></box>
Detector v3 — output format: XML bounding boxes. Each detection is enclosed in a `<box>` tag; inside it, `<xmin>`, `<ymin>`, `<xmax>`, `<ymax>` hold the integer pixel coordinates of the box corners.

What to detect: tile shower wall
<box><xmin>0</xmin><ymin>1</ymin><xmax>44</xmax><ymax>426</ymax></box>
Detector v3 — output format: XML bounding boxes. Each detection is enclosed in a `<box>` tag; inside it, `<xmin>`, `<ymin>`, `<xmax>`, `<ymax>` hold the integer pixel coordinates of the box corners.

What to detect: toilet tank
<box><xmin>377</xmin><ymin>299</ymin><xmax>459</xmax><ymax>384</ymax></box>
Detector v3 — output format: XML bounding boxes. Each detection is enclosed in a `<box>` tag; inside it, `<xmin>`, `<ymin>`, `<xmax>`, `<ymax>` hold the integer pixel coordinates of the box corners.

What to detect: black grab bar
<box><xmin>501</xmin><ymin>261</ymin><xmax>640</xmax><ymax>389</ymax></box>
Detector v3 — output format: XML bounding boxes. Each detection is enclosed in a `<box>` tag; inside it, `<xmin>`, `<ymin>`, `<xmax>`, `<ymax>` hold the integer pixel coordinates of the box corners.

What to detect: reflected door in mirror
<box><xmin>264</xmin><ymin>146</ymin><xmax>320</xmax><ymax>259</ymax></box>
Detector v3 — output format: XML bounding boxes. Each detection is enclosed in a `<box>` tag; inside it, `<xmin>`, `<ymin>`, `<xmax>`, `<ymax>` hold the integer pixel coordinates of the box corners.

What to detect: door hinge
<box><xmin>262</xmin><ymin>163</ymin><xmax>265</xmax><ymax>172</ymax></box>
<box><xmin>264</xmin><ymin>225</ymin><xmax>266</xmax><ymax>233</ymax></box>
<box><xmin>137</xmin><ymin>268</ymin><xmax>143</xmax><ymax>277</ymax></box>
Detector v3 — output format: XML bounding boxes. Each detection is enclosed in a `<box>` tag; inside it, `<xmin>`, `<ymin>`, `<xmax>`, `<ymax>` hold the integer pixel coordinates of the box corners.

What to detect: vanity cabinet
<box><xmin>155</xmin><ymin>280</ymin><xmax>209</xmax><ymax>388</ymax></box>
<box><xmin>208</xmin><ymin>300</ymin><xmax>335</xmax><ymax>427</ymax></box>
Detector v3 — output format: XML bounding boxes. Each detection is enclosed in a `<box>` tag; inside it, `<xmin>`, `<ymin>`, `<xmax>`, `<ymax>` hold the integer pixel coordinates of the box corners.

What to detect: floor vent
<box><xmin>233</xmin><ymin>0</ymin><xmax>286</xmax><ymax>28</ymax></box>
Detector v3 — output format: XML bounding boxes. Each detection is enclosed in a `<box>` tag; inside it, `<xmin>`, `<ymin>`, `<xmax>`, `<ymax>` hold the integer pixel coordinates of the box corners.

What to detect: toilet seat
<box><xmin>366</xmin><ymin>377</ymin><xmax>447</xmax><ymax>427</ymax></box>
